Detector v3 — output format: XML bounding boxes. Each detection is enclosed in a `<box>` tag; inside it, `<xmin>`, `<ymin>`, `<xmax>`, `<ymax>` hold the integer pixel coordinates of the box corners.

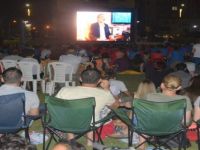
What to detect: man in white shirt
<box><xmin>56</xmin><ymin>68</ymin><xmax>117</xmax><ymax>146</ymax></box>
<box><xmin>0</xmin><ymin>67</ymin><xmax>39</xmax><ymax>116</ymax></box>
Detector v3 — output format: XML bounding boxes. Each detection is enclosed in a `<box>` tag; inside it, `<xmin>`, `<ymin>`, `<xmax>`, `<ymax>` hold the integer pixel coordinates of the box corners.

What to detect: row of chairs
<box><xmin>0</xmin><ymin>60</ymin><xmax>76</xmax><ymax>95</ymax></box>
<box><xmin>0</xmin><ymin>93</ymin><xmax>112</xmax><ymax>150</ymax></box>
<box><xmin>1</xmin><ymin>92</ymin><xmax>200</xmax><ymax>149</ymax></box>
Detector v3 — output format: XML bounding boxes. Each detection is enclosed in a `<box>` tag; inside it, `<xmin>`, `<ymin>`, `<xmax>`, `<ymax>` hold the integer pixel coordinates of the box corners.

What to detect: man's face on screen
<box><xmin>97</xmin><ymin>14</ymin><xmax>105</xmax><ymax>24</ymax></box>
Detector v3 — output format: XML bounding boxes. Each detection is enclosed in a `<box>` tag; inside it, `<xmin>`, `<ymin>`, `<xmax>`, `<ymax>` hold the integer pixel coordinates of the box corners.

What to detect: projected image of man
<box><xmin>89</xmin><ymin>14</ymin><xmax>112</xmax><ymax>41</ymax></box>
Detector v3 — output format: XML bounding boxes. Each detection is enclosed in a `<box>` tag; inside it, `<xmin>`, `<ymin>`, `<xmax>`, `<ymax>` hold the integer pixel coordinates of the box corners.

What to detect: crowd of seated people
<box><xmin>0</xmin><ymin>41</ymin><xmax>200</xmax><ymax>149</ymax></box>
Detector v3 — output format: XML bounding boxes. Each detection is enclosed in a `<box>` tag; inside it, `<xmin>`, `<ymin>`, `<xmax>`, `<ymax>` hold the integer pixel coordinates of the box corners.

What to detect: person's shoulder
<box><xmin>146</xmin><ymin>93</ymin><xmax>164</xmax><ymax>100</ymax></box>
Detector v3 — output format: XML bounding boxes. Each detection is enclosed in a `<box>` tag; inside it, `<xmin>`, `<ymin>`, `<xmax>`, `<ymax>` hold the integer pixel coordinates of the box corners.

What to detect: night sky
<box><xmin>0</xmin><ymin>0</ymin><xmax>53</xmax><ymax>24</ymax></box>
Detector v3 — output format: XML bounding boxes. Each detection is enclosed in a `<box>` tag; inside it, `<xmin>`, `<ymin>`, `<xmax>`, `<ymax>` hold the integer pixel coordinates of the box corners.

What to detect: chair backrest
<box><xmin>0</xmin><ymin>93</ymin><xmax>26</xmax><ymax>133</ymax></box>
<box><xmin>45</xmin><ymin>96</ymin><xmax>96</xmax><ymax>133</ymax></box>
<box><xmin>133</xmin><ymin>98</ymin><xmax>186</xmax><ymax>136</ymax></box>
<box><xmin>47</xmin><ymin>62</ymin><xmax>74</xmax><ymax>83</ymax></box>
<box><xmin>1</xmin><ymin>60</ymin><xmax>17</xmax><ymax>69</ymax></box>
<box><xmin>18</xmin><ymin>61</ymin><xmax>40</xmax><ymax>81</ymax></box>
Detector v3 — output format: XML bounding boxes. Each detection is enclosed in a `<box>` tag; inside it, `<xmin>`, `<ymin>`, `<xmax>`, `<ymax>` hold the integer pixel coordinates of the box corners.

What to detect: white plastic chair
<box><xmin>18</xmin><ymin>61</ymin><xmax>45</xmax><ymax>93</ymax></box>
<box><xmin>46</xmin><ymin>62</ymin><xmax>75</xmax><ymax>95</ymax></box>
<box><xmin>1</xmin><ymin>60</ymin><xmax>18</xmax><ymax>70</ymax></box>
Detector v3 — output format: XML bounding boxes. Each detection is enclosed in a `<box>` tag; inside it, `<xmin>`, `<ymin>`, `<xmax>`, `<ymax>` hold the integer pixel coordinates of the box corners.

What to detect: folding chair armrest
<box><xmin>94</xmin><ymin>112</ymin><xmax>115</xmax><ymax>125</ymax></box>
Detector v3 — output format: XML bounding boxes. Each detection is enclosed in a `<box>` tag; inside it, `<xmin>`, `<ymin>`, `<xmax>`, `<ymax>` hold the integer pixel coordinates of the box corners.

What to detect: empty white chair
<box><xmin>47</xmin><ymin>62</ymin><xmax>75</xmax><ymax>95</ymax></box>
<box><xmin>18</xmin><ymin>61</ymin><xmax>45</xmax><ymax>93</ymax></box>
<box><xmin>1</xmin><ymin>60</ymin><xmax>18</xmax><ymax>70</ymax></box>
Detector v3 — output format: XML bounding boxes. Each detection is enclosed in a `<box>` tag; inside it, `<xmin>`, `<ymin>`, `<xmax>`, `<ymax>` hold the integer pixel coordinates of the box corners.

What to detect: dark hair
<box><xmin>104</xmin><ymin>70</ymin><xmax>116</xmax><ymax>79</ymax></box>
<box><xmin>175</xmin><ymin>63</ymin><xmax>187</xmax><ymax>71</ymax></box>
<box><xmin>81</xmin><ymin>68</ymin><xmax>101</xmax><ymax>84</ymax></box>
<box><xmin>0</xmin><ymin>134</ymin><xmax>36</xmax><ymax>150</ymax></box>
<box><xmin>2</xmin><ymin>67</ymin><xmax>22</xmax><ymax>84</ymax></box>
<box><xmin>185</xmin><ymin>75</ymin><xmax>200</xmax><ymax>101</ymax></box>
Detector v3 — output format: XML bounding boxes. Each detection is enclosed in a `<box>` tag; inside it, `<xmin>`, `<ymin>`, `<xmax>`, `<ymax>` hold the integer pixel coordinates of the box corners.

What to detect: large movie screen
<box><xmin>77</xmin><ymin>11</ymin><xmax>132</xmax><ymax>42</ymax></box>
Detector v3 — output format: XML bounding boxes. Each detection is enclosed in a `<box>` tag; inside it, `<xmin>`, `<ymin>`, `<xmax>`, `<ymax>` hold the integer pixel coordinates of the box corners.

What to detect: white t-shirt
<box><xmin>56</xmin><ymin>86</ymin><xmax>115</xmax><ymax>121</ymax></box>
<box><xmin>109</xmin><ymin>79</ymin><xmax>128</xmax><ymax>96</ymax></box>
<box><xmin>59</xmin><ymin>54</ymin><xmax>82</xmax><ymax>74</ymax></box>
<box><xmin>193</xmin><ymin>43</ymin><xmax>200</xmax><ymax>58</ymax></box>
<box><xmin>0</xmin><ymin>84</ymin><xmax>39</xmax><ymax>114</ymax></box>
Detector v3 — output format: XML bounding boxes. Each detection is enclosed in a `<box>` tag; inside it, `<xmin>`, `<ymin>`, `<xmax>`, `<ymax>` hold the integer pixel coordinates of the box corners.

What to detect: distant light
<box><xmin>172</xmin><ymin>6</ymin><xmax>178</xmax><ymax>11</ymax></box>
<box><xmin>25</xmin><ymin>3</ymin><xmax>30</xmax><ymax>7</ymax></box>
<box><xmin>179</xmin><ymin>8</ymin><xmax>183</xmax><ymax>18</ymax></box>
<box><xmin>181</xmin><ymin>3</ymin><xmax>185</xmax><ymax>7</ymax></box>
<box><xmin>193</xmin><ymin>25</ymin><xmax>198</xmax><ymax>29</ymax></box>
<box><xmin>27</xmin><ymin>8</ymin><xmax>31</xmax><ymax>16</ymax></box>
<box><xmin>25</xmin><ymin>23</ymin><xmax>31</xmax><ymax>28</ymax></box>
<box><xmin>136</xmin><ymin>20</ymin><xmax>140</xmax><ymax>23</ymax></box>
<box><xmin>24</xmin><ymin>20</ymin><xmax>29</xmax><ymax>24</ymax></box>
<box><xmin>45</xmin><ymin>25</ymin><xmax>50</xmax><ymax>29</ymax></box>
<box><xmin>32</xmin><ymin>27</ymin><xmax>36</xmax><ymax>30</ymax></box>
<box><xmin>13</xmin><ymin>20</ymin><xmax>17</xmax><ymax>23</ymax></box>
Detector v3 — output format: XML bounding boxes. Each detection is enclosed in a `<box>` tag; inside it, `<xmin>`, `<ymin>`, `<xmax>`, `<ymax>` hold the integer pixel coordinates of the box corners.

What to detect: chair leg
<box><xmin>43</xmin><ymin>127</ymin><xmax>46</xmax><ymax>150</ymax></box>
<box><xmin>128</xmin><ymin>127</ymin><xmax>133</xmax><ymax>147</ymax></box>
<box><xmin>65</xmin><ymin>81</ymin><xmax>70</xmax><ymax>87</ymax></box>
<box><xmin>49</xmin><ymin>82</ymin><xmax>55</xmax><ymax>96</ymax></box>
<box><xmin>22</xmin><ymin>81</ymin><xmax>27</xmax><ymax>90</ymax></box>
<box><xmin>33</xmin><ymin>80</ymin><xmax>37</xmax><ymax>93</ymax></box>
<box><xmin>72</xmin><ymin>81</ymin><xmax>76</xmax><ymax>87</ymax></box>
<box><xmin>41</xmin><ymin>80</ymin><xmax>45</xmax><ymax>93</ymax></box>
<box><xmin>25</xmin><ymin>128</ymin><xmax>30</xmax><ymax>143</ymax></box>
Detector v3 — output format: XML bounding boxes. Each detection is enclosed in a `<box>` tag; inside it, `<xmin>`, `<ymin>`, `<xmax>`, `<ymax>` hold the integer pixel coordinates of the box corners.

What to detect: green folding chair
<box><xmin>42</xmin><ymin>95</ymin><xmax>96</xmax><ymax>150</ymax></box>
<box><xmin>110</xmin><ymin>98</ymin><xmax>187</xmax><ymax>150</ymax></box>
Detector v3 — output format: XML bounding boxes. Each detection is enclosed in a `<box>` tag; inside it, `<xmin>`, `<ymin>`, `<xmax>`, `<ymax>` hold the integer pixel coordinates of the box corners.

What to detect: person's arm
<box><xmin>27</xmin><ymin>92</ymin><xmax>40</xmax><ymax>116</ymax></box>
<box><xmin>193</xmin><ymin>97</ymin><xmax>200</xmax><ymax>121</ymax></box>
<box><xmin>186</xmin><ymin>111</ymin><xmax>192</xmax><ymax>124</ymax></box>
<box><xmin>194</xmin><ymin>106</ymin><xmax>200</xmax><ymax>121</ymax></box>
<box><xmin>28</xmin><ymin>108</ymin><xmax>39</xmax><ymax>116</ymax></box>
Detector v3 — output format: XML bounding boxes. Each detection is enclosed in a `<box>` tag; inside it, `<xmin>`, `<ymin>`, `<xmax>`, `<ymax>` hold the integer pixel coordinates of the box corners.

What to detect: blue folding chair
<box><xmin>0</xmin><ymin>93</ymin><xmax>30</xmax><ymax>142</ymax></box>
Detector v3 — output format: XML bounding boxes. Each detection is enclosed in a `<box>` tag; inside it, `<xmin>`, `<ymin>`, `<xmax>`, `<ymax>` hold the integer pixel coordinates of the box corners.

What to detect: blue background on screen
<box><xmin>112</xmin><ymin>12</ymin><xmax>132</xmax><ymax>24</ymax></box>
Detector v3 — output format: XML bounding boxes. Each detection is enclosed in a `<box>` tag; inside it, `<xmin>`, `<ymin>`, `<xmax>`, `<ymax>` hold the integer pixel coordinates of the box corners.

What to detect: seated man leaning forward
<box><xmin>0</xmin><ymin>67</ymin><xmax>39</xmax><ymax>116</ymax></box>
<box><xmin>56</xmin><ymin>68</ymin><xmax>117</xmax><ymax>146</ymax></box>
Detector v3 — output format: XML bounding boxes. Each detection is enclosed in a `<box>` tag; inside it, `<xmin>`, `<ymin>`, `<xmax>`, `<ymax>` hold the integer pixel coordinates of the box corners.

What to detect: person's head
<box><xmin>52</xmin><ymin>142</ymin><xmax>72</xmax><ymax>150</ymax></box>
<box><xmin>2</xmin><ymin>67</ymin><xmax>22</xmax><ymax>85</ymax></box>
<box><xmin>175</xmin><ymin>63</ymin><xmax>188</xmax><ymax>72</ymax></box>
<box><xmin>97</xmin><ymin>14</ymin><xmax>105</xmax><ymax>24</ymax></box>
<box><xmin>0</xmin><ymin>134</ymin><xmax>36</xmax><ymax>150</ymax></box>
<box><xmin>189</xmin><ymin>75</ymin><xmax>200</xmax><ymax>90</ymax></box>
<box><xmin>105</xmin><ymin>70</ymin><xmax>116</xmax><ymax>79</ymax></box>
<box><xmin>161</xmin><ymin>74</ymin><xmax>182</xmax><ymax>92</ymax></box>
<box><xmin>53</xmin><ymin>141</ymin><xmax>86</xmax><ymax>150</ymax></box>
<box><xmin>135</xmin><ymin>79</ymin><xmax>156</xmax><ymax>99</ymax></box>
<box><xmin>80</xmin><ymin>68</ymin><xmax>101</xmax><ymax>85</ymax></box>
